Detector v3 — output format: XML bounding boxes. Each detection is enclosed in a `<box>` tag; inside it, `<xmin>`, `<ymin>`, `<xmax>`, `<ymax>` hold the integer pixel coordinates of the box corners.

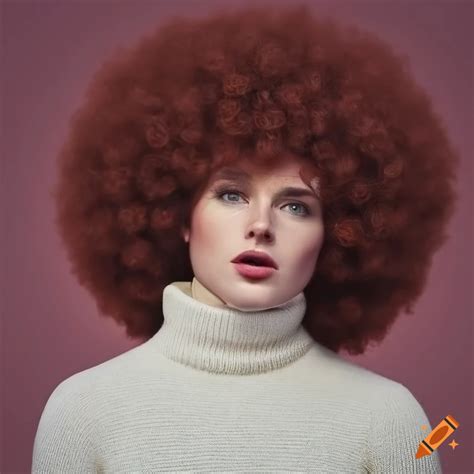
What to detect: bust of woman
<box><xmin>32</xmin><ymin>5</ymin><xmax>458</xmax><ymax>473</ymax></box>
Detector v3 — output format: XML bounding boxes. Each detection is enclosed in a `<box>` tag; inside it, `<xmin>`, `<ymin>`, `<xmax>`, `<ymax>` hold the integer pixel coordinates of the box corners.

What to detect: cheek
<box><xmin>293</xmin><ymin>226</ymin><xmax>325</xmax><ymax>265</ymax></box>
<box><xmin>190</xmin><ymin>206</ymin><xmax>227</xmax><ymax>250</ymax></box>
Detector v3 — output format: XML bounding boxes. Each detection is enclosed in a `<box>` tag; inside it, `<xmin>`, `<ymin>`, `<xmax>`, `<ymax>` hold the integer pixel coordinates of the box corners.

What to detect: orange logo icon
<box><xmin>416</xmin><ymin>414</ymin><xmax>459</xmax><ymax>459</ymax></box>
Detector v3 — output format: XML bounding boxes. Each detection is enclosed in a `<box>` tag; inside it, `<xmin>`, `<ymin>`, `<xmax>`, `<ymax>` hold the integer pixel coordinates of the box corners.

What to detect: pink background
<box><xmin>1</xmin><ymin>1</ymin><xmax>472</xmax><ymax>472</ymax></box>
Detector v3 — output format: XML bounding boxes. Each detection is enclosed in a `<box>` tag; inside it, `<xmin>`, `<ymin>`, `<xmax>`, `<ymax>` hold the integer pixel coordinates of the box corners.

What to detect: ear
<box><xmin>181</xmin><ymin>226</ymin><xmax>190</xmax><ymax>243</ymax></box>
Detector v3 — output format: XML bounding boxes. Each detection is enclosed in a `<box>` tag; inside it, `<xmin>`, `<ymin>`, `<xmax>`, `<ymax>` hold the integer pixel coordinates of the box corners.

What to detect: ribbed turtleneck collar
<box><xmin>148</xmin><ymin>281</ymin><xmax>314</xmax><ymax>376</ymax></box>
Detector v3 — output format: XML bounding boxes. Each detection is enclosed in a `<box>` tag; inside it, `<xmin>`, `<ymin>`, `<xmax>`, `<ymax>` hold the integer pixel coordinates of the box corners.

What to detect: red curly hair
<box><xmin>52</xmin><ymin>4</ymin><xmax>460</xmax><ymax>355</ymax></box>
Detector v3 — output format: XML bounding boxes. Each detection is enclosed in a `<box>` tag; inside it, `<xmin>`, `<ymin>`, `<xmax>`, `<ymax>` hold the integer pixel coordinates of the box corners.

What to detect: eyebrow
<box><xmin>212</xmin><ymin>168</ymin><xmax>319</xmax><ymax>200</ymax></box>
<box><xmin>212</xmin><ymin>168</ymin><xmax>251</xmax><ymax>181</ymax></box>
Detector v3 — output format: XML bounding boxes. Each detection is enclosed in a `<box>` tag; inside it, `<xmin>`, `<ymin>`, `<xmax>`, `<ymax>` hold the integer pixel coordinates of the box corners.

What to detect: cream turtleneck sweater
<box><xmin>32</xmin><ymin>280</ymin><xmax>442</xmax><ymax>473</ymax></box>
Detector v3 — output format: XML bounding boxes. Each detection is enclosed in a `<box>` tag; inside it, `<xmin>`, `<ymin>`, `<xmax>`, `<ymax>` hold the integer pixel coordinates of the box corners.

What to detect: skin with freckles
<box><xmin>181</xmin><ymin>154</ymin><xmax>325</xmax><ymax>311</ymax></box>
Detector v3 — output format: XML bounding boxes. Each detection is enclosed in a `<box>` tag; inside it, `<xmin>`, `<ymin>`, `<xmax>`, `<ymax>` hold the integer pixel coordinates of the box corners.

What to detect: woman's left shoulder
<box><xmin>367</xmin><ymin>379</ymin><xmax>430</xmax><ymax>422</ymax></box>
<box><xmin>362</xmin><ymin>378</ymin><xmax>443</xmax><ymax>473</ymax></box>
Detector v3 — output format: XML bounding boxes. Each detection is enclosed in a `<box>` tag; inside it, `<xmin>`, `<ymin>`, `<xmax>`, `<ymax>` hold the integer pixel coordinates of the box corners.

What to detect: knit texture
<box><xmin>32</xmin><ymin>281</ymin><xmax>442</xmax><ymax>473</ymax></box>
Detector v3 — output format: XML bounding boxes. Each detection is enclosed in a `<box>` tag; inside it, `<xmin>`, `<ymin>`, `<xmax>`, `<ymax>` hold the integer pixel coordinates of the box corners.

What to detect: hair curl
<box><xmin>52</xmin><ymin>5</ymin><xmax>460</xmax><ymax>355</ymax></box>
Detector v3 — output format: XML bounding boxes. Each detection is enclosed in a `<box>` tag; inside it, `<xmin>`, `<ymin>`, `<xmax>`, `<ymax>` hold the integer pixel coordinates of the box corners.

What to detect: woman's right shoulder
<box><xmin>32</xmin><ymin>362</ymin><xmax>106</xmax><ymax>472</ymax></box>
<box><xmin>44</xmin><ymin>342</ymin><xmax>147</xmax><ymax>403</ymax></box>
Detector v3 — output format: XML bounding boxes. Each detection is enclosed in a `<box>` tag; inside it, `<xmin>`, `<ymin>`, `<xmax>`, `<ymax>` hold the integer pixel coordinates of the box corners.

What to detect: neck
<box><xmin>148</xmin><ymin>280</ymin><xmax>314</xmax><ymax>376</ymax></box>
<box><xmin>191</xmin><ymin>277</ymin><xmax>227</xmax><ymax>307</ymax></box>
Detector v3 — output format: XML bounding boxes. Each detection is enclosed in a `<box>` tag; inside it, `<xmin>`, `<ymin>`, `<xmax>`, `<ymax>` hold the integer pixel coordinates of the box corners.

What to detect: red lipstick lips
<box><xmin>231</xmin><ymin>250</ymin><xmax>278</xmax><ymax>280</ymax></box>
<box><xmin>231</xmin><ymin>250</ymin><xmax>278</xmax><ymax>269</ymax></box>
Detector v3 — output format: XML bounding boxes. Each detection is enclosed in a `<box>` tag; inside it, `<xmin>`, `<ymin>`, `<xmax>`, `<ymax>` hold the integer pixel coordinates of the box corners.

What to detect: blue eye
<box><xmin>218</xmin><ymin>190</ymin><xmax>243</xmax><ymax>203</ymax></box>
<box><xmin>283</xmin><ymin>202</ymin><xmax>309</xmax><ymax>216</ymax></box>
<box><xmin>214</xmin><ymin>188</ymin><xmax>310</xmax><ymax>217</ymax></box>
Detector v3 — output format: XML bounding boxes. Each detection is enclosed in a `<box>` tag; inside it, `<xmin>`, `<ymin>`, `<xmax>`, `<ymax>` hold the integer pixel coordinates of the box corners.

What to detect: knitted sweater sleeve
<box><xmin>31</xmin><ymin>378</ymin><xmax>98</xmax><ymax>473</ymax></box>
<box><xmin>363</xmin><ymin>382</ymin><xmax>443</xmax><ymax>473</ymax></box>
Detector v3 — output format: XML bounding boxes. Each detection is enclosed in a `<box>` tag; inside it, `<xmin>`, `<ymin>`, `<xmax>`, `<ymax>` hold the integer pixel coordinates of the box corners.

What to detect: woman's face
<box><xmin>182</xmin><ymin>154</ymin><xmax>324</xmax><ymax>311</ymax></box>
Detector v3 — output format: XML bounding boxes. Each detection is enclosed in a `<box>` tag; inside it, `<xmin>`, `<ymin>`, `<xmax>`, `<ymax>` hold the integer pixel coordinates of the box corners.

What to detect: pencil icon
<box><xmin>416</xmin><ymin>414</ymin><xmax>459</xmax><ymax>459</ymax></box>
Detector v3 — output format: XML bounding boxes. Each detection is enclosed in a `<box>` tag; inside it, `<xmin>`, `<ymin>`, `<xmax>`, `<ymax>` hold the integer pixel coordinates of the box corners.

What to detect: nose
<box><xmin>245</xmin><ymin>212</ymin><xmax>274</xmax><ymax>243</ymax></box>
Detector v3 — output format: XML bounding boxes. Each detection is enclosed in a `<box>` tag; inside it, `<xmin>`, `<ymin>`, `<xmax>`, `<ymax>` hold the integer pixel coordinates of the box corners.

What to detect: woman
<box><xmin>32</xmin><ymin>5</ymin><xmax>458</xmax><ymax>472</ymax></box>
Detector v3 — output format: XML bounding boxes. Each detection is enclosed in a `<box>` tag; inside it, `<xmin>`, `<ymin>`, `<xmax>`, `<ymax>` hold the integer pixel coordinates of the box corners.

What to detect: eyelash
<box><xmin>212</xmin><ymin>187</ymin><xmax>311</xmax><ymax>217</ymax></box>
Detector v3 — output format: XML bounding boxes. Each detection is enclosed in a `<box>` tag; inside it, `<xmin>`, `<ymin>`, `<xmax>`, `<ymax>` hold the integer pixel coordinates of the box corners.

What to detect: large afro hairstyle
<box><xmin>52</xmin><ymin>4</ymin><xmax>460</xmax><ymax>355</ymax></box>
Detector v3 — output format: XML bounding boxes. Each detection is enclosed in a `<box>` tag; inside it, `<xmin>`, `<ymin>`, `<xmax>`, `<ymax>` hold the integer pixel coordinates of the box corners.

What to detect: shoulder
<box><xmin>301</xmin><ymin>342</ymin><xmax>410</xmax><ymax>394</ymax></box>
<box><xmin>362</xmin><ymin>379</ymin><xmax>443</xmax><ymax>473</ymax></box>
<box><xmin>32</xmin><ymin>344</ymin><xmax>148</xmax><ymax>471</ymax></box>
<box><xmin>365</xmin><ymin>379</ymin><xmax>433</xmax><ymax>432</ymax></box>
<box><xmin>370</xmin><ymin>379</ymin><xmax>429</xmax><ymax>415</ymax></box>
<box><xmin>312</xmin><ymin>345</ymin><xmax>440</xmax><ymax>430</ymax></box>
<box><xmin>32</xmin><ymin>366</ymin><xmax>99</xmax><ymax>471</ymax></box>
<box><xmin>37</xmin><ymin>342</ymin><xmax>150</xmax><ymax>424</ymax></box>
<box><xmin>323</xmin><ymin>353</ymin><xmax>444</xmax><ymax>473</ymax></box>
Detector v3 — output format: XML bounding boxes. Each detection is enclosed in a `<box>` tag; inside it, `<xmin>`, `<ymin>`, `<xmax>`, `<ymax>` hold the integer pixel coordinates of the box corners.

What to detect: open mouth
<box><xmin>242</xmin><ymin>259</ymin><xmax>263</xmax><ymax>266</ymax></box>
<box><xmin>231</xmin><ymin>251</ymin><xmax>278</xmax><ymax>270</ymax></box>
<box><xmin>240</xmin><ymin>258</ymin><xmax>269</xmax><ymax>267</ymax></box>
